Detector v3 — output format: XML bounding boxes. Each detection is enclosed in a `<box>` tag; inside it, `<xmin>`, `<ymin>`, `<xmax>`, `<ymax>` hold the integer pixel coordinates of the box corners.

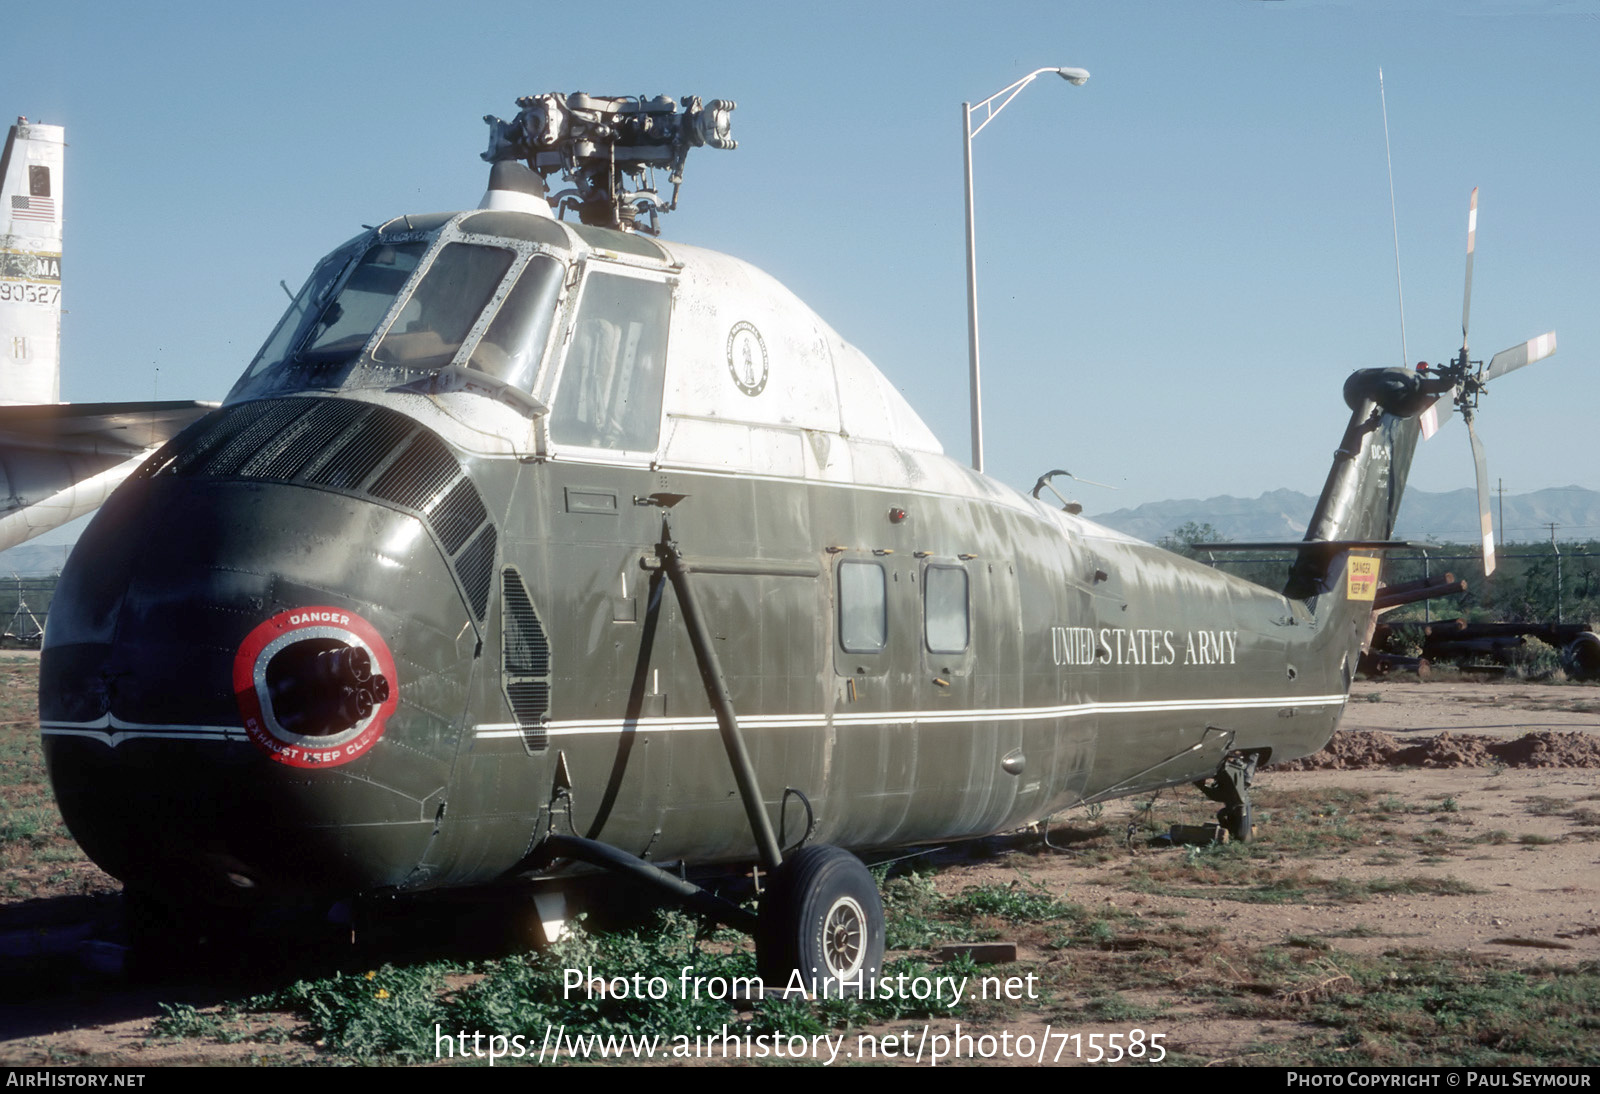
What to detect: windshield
<box><xmin>236</xmin><ymin>240</ymin><xmax>364</xmax><ymax>387</ymax></box>
<box><xmin>228</xmin><ymin>225</ymin><xmax>563</xmax><ymax>405</ymax></box>
<box><xmin>304</xmin><ymin>242</ymin><xmax>428</xmax><ymax>365</ymax></box>
<box><xmin>371</xmin><ymin>242</ymin><xmax>515</xmax><ymax>372</ymax></box>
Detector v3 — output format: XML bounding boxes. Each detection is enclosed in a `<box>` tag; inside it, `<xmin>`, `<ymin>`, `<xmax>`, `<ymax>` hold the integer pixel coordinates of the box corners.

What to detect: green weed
<box><xmin>947</xmin><ymin>879</ymin><xmax>1074</xmax><ymax>924</ymax></box>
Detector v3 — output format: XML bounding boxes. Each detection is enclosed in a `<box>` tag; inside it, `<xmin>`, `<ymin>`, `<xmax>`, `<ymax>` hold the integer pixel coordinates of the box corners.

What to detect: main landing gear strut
<box><xmin>1196</xmin><ymin>752</ymin><xmax>1260</xmax><ymax>843</ymax></box>
<box><xmin>525</xmin><ymin>519</ymin><xmax>885</xmax><ymax>993</ymax></box>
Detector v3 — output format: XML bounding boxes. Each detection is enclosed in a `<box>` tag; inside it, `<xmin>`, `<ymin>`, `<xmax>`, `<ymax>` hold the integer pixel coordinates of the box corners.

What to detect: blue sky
<box><xmin>6</xmin><ymin>0</ymin><xmax>1596</xmax><ymax>541</ymax></box>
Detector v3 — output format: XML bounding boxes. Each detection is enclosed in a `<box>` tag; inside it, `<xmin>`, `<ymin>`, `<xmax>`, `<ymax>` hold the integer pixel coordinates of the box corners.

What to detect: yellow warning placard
<box><xmin>1346</xmin><ymin>555</ymin><xmax>1380</xmax><ymax>601</ymax></box>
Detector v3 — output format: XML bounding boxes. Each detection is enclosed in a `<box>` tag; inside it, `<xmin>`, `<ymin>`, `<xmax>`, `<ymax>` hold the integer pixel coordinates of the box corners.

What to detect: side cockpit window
<box><xmin>468</xmin><ymin>254</ymin><xmax>564</xmax><ymax>392</ymax></box>
<box><xmin>549</xmin><ymin>271</ymin><xmax>670</xmax><ymax>453</ymax></box>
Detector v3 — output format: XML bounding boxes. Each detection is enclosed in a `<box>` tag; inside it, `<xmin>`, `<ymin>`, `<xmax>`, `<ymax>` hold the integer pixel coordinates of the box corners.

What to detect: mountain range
<box><xmin>1087</xmin><ymin>486</ymin><xmax>1600</xmax><ymax>546</ymax></box>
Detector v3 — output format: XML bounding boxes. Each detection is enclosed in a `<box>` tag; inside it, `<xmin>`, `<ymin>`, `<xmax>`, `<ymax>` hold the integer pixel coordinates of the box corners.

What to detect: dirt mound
<box><xmin>1492</xmin><ymin>730</ymin><xmax>1600</xmax><ymax>767</ymax></box>
<box><xmin>1273</xmin><ymin>730</ymin><xmax>1600</xmax><ymax>771</ymax></box>
<box><xmin>1275</xmin><ymin>730</ymin><xmax>1405</xmax><ymax>770</ymax></box>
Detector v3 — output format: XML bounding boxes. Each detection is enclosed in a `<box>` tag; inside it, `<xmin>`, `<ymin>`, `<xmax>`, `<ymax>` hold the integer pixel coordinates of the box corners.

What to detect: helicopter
<box><xmin>38</xmin><ymin>91</ymin><xmax>1556</xmax><ymax>990</ymax></box>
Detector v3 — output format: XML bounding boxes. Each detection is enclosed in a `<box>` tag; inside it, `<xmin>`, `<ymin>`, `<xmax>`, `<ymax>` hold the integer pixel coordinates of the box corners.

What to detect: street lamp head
<box><xmin>1055</xmin><ymin>67</ymin><xmax>1091</xmax><ymax>86</ymax></box>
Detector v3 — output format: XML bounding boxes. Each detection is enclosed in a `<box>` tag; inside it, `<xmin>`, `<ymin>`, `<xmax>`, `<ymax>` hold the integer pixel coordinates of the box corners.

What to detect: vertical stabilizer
<box><xmin>0</xmin><ymin>118</ymin><xmax>64</xmax><ymax>405</ymax></box>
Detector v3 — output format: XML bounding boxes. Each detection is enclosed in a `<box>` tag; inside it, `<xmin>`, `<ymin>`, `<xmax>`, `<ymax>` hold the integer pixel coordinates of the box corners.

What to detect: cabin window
<box><xmin>549</xmin><ymin>272</ymin><xmax>670</xmax><ymax>452</ymax></box>
<box><xmin>467</xmin><ymin>254</ymin><xmax>563</xmax><ymax>392</ymax></box>
<box><xmin>373</xmin><ymin>242</ymin><xmax>516</xmax><ymax>372</ymax></box>
<box><xmin>924</xmin><ymin>565</ymin><xmax>970</xmax><ymax>653</ymax></box>
<box><xmin>838</xmin><ymin>560</ymin><xmax>887</xmax><ymax>654</ymax></box>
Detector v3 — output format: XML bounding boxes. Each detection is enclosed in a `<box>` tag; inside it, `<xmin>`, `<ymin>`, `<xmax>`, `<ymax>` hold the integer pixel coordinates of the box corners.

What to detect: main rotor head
<box><xmin>483</xmin><ymin>92</ymin><xmax>736</xmax><ymax>235</ymax></box>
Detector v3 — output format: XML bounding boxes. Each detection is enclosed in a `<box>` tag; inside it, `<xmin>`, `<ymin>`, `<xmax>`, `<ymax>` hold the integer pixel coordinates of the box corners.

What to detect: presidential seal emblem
<box><xmin>726</xmin><ymin>321</ymin><xmax>768</xmax><ymax>396</ymax></box>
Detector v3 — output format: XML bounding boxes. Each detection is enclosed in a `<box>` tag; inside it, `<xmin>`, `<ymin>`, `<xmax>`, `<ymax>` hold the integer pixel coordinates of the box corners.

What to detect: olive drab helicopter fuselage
<box><xmin>37</xmin><ymin>93</ymin><xmax>1553</xmax><ymax>987</ymax></box>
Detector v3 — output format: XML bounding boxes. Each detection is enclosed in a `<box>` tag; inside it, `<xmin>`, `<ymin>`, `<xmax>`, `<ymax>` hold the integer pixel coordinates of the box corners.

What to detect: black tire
<box><xmin>1219</xmin><ymin>801</ymin><xmax>1253</xmax><ymax>843</ymax></box>
<box><xmin>757</xmin><ymin>845</ymin><xmax>884</xmax><ymax>996</ymax></box>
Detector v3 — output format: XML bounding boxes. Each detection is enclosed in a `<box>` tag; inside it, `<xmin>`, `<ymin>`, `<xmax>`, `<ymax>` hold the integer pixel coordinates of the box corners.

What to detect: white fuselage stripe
<box><xmin>475</xmin><ymin>693</ymin><xmax>1348</xmax><ymax>739</ymax></box>
<box><xmin>41</xmin><ymin>693</ymin><xmax>1347</xmax><ymax>746</ymax></box>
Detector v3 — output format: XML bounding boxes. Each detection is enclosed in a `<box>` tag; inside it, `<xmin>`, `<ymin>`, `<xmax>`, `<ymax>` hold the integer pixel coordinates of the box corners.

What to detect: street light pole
<box><xmin>962</xmin><ymin>66</ymin><xmax>1089</xmax><ymax>474</ymax></box>
<box><xmin>962</xmin><ymin>101</ymin><xmax>984</xmax><ymax>474</ymax></box>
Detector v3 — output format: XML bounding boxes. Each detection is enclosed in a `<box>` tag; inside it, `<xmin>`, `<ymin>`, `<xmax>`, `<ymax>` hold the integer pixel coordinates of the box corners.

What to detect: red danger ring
<box><xmin>232</xmin><ymin>606</ymin><xmax>399</xmax><ymax>768</ymax></box>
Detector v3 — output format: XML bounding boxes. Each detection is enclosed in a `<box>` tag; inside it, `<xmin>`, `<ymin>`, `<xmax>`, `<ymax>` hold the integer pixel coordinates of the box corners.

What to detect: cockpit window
<box><xmin>241</xmin><ymin>241</ymin><xmax>363</xmax><ymax>382</ymax></box>
<box><xmin>225</xmin><ymin>211</ymin><xmax>579</xmax><ymax>409</ymax></box>
<box><xmin>303</xmin><ymin>242</ymin><xmax>429</xmax><ymax>365</ymax></box>
<box><xmin>372</xmin><ymin>242</ymin><xmax>515</xmax><ymax>373</ymax></box>
<box><xmin>467</xmin><ymin>254</ymin><xmax>563</xmax><ymax>392</ymax></box>
<box><xmin>549</xmin><ymin>272</ymin><xmax>670</xmax><ymax>453</ymax></box>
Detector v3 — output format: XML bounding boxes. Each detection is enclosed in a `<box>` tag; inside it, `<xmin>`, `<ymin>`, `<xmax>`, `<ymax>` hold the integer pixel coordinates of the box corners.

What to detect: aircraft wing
<box><xmin>0</xmin><ymin>399</ymin><xmax>215</xmax><ymax>457</ymax></box>
<box><xmin>0</xmin><ymin>399</ymin><xmax>217</xmax><ymax>553</ymax></box>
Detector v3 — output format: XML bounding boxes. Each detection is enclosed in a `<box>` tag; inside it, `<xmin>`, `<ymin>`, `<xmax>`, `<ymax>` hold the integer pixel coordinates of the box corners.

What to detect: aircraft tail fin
<box><xmin>0</xmin><ymin>117</ymin><xmax>64</xmax><ymax>406</ymax></box>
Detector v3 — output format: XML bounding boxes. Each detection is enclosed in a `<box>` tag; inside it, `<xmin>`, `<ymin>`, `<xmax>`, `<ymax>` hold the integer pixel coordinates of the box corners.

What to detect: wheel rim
<box><xmin>822</xmin><ymin>895</ymin><xmax>867</xmax><ymax>978</ymax></box>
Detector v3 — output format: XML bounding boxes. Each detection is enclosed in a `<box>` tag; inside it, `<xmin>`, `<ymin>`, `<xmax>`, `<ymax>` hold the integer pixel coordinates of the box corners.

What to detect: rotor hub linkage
<box><xmin>482</xmin><ymin>92</ymin><xmax>736</xmax><ymax>234</ymax></box>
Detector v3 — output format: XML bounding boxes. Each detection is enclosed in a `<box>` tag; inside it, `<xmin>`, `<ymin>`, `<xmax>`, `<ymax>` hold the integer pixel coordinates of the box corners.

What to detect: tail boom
<box><xmin>1285</xmin><ymin>368</ymin><xmax>1440</xmax><ymax>601</ymax></box>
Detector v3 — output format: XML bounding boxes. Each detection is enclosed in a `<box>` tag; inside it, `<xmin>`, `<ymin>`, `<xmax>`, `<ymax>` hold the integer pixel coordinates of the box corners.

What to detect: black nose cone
<box><xmin>41</xmin><ymin>398</ymin><xmax>496</xmax><ymax>900</ymax></box>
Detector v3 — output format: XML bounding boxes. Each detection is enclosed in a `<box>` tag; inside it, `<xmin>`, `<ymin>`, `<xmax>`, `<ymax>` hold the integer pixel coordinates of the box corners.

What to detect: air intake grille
<box><xmin>430</xmin><ymin>479</ymin><xmax>490</xmax><ymax>556</ymax></box>
<box><xmin>139</xmin><ymin>398</ymin><xmax>497</xmax><ymax>622</ymax></box>
<box><xmin>456</xmin><ymin>526</ymin><xmax>497</xmax><ymax>621</ymax></box>
<box><xmin>371</xmin><ymin>433</ymin><xmax>460</xmax><ymax>512</ymax></box>
<box><xmin>195</xmin><ymin>400</ymin><xmax>314</xmax><ymax>478</ymax></box>
<box><xmin>303</xmin><ymin>406</ymin><xmax>414</xmax><ymax>490</ymax></box>
<box><xmin>501</xmin><ymin>567</ymin><xmax>551</xmax><ymax>752</ymax></box>
<box><xmin>246</xmin><ymin>398</ymin><xmax>367</xmax><ymax>482</ymax></box>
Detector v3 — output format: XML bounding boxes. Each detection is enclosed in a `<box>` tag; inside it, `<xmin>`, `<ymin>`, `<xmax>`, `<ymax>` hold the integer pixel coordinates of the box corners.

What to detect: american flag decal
<box><xmin>11</xmin><ymin>194</ymin><xmax>56</xmax><ymax>222</ymax></box>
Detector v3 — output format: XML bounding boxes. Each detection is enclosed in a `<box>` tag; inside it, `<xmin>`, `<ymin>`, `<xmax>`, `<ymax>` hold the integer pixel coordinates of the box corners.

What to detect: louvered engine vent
<box><xmin>501</xmin><ymin>567</ymin><xmax>551</xmax><ymax>752</ymax></box>
<box><xmin>139</xmin><ymin>398</ymin><xmax>496</xmax><ymax>621</ymax></box>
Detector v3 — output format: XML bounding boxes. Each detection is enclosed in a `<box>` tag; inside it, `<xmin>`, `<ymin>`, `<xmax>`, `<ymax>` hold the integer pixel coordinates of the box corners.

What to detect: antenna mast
<box><xmin>1379</xmin><ymin>68</ymin><xmax>1408</xmax><ymax>370</ymax></box>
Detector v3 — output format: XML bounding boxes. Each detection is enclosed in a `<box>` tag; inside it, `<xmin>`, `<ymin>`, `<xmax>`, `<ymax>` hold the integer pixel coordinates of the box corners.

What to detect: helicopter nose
<box><xmin>41</xmin><ymin>398</ymin><xmax>495</xmax><ymax>901</ymax></box>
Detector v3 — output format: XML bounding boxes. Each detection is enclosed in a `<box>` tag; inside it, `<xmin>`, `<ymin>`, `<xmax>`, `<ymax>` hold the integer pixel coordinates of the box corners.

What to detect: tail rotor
<box><xmin>1417</xmin><ymin>188</ymin><xmax>1557</xmax><ymax>577</ymax></box>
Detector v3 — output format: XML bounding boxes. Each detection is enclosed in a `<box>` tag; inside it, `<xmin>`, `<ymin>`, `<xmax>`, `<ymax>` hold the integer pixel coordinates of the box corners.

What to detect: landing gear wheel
<box><xmin>757</xmin><ymin>845</ymin><xmax>884</xmax><ymax>996</ymax></box>
<box><xmin>1218</xmin><ymin>801</ymin><xmax>1253</xmax><ymax>843</ymax></box>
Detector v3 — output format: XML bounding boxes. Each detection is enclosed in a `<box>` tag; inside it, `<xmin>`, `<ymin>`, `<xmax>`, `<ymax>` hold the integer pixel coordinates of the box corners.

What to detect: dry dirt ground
<box><xmin>3</xmin><ymin>675</ymin><xmax>1599</xmax><ymax>1067</ymax></box>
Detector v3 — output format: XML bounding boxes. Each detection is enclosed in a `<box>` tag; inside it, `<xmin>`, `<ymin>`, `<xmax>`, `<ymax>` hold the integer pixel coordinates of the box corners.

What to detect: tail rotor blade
<box><xmin>1419</xmin><ymin>391</ymin><xmax>1458</xmax><ymax>439</ymax></box>
<box><xmin>1484</xmin><ymin>331</ymin><xmax>1557</xmax><ymax>383</ymax></box>
<box><xmin>1461</xmin><ymin>187</ymin><xmax>1478</xmax><ymax>353</ymax></box>
<box><xmin>1464</xmin><ymin>412</ymin><xmax>1495</xmax><ymax>576</ymax></box>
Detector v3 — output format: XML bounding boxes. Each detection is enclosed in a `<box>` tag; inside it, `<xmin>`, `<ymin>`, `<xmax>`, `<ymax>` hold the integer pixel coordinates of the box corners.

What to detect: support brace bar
<box><xmin>657</xmin><ymin>521</ymin><xmax>785</xmax><ymax>872</ymax></box>
<box><xmin>528</xmin><ymin>835</ymin><xmax>759</xmax><ymax>933</ymax></box>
